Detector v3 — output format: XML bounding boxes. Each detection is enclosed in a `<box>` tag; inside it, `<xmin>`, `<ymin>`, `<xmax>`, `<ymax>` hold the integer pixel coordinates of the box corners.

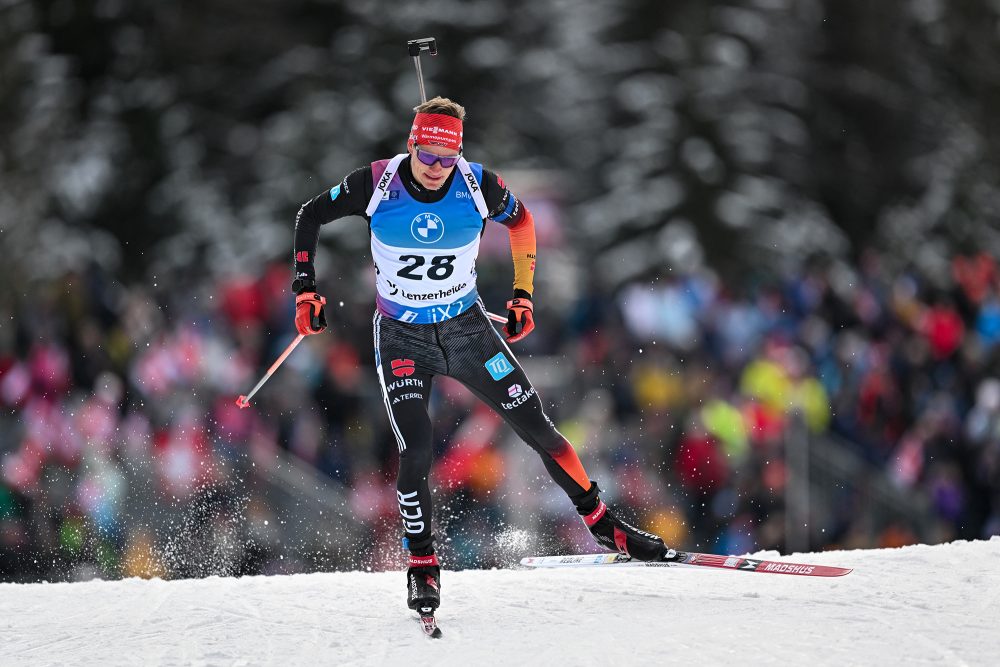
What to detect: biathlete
<box><xmin>291</xmin><ymin>96</ymin><xmax>674</xmax><ymax>613</ymax></box>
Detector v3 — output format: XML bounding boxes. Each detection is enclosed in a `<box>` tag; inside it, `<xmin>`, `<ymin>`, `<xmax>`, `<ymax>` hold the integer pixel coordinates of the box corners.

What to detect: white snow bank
<box><xmin>1</xmin><ymin>538</ymin><xmax>998</xmax><ymax>666</ymax></box>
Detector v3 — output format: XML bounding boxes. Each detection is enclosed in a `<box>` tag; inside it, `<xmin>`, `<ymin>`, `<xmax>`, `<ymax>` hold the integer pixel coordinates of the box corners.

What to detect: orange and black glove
<box><xmin>292</xmin><ymin>278</ymin><xmax>327</xmax><ymax>335</ymax></box>
<box><xmin>504</xmin><ymin>290</ymin><xmax>534</xmax><ymax>343</ymax></box>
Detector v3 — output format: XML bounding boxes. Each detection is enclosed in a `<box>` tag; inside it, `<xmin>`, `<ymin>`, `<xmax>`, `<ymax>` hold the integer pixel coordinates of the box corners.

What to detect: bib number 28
<box><xmin>397</xmin><ymin>255</ymin><xmax>456</xmax><ymax>281</ymax></box>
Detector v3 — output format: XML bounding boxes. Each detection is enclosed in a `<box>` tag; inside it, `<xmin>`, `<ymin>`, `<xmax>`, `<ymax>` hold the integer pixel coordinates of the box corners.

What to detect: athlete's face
<box><xmin>408</xmin><ymin>144</ymin><xmax>459</xmax><ymax>191</ymax></box>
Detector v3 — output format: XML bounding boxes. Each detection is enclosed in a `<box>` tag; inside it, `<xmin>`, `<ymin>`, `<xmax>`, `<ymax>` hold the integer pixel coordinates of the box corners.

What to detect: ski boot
<box><xmin>407</xmin><ymin>553</ymin><xmax>441</xmax><ymax>610</ymax></box>
<box><xmin>574</xmin><ymin>483</ymin><xmax>675</xmax><ymax>562</ymax></box>
<box><xmin>406</xmin><ymin>552</ymin><xmax>442</xmax><ymax>638</ymax></box>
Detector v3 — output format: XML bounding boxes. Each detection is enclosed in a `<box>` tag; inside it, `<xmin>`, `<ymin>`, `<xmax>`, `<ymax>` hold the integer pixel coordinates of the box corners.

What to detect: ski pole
<box><xmin>406</xmin><ymin>37</ymin><xmax>509</xmax><ymax>328</ymax></box>
<box><xmin>235</xmin><ymin>333</ymin><xmax>305</xmax><ymax>409</ymax></box>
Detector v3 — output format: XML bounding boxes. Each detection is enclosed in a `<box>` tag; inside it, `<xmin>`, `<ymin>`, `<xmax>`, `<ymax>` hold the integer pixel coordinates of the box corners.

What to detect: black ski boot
<box><xmin>574</xmin><ymin>482</ymin><xmax>674</xmax><ymax>561</ymax></box>
<box><xmin>406</xmin><ymin>553</ymin><xmax>441</xmax><ymax>612</ymax></box>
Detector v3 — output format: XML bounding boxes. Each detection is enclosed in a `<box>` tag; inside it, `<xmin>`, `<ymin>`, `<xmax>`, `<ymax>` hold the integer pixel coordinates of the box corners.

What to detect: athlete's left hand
<box><xmin>504</xmin><ymin>291</ymin><xmax>534</xmax><ymax>343</ymax></box>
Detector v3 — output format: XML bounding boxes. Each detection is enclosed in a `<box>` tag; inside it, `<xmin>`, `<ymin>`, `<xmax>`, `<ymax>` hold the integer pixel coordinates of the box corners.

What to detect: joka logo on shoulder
<box><xmin>391</xmin><ymin>359</ymin><xmax>415</xmax><ymax>377</ymax></box>
<box><xmin>411</xmin><ymin>212</ymin><xmax>445</xmax><ymax>244</ymax></box>
<box><xmin>485</xmin><ymin>353</ymin><xmax>514</xmax><ymax>381</ymax></box>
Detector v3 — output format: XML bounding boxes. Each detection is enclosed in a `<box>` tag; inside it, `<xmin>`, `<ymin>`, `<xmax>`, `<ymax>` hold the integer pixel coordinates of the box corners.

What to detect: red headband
<box><xmin>408</xmin><ymin>112</ymin><xmax>463</xmax><ymax>152</ymax></box>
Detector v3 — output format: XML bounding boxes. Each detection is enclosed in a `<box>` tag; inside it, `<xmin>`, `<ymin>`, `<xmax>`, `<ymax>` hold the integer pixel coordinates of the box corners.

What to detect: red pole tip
<box><xmin>236</xmin><ymin>396</ymin><xmax>249</xmax><ymax>409</ymax></box>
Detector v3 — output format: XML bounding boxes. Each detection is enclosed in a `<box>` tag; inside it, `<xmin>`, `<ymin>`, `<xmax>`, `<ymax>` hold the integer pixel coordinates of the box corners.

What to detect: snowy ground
<box><xmin>2</xmin><ymin>539</ymin><xmax>998</xmax><ymax>666</ymax></box>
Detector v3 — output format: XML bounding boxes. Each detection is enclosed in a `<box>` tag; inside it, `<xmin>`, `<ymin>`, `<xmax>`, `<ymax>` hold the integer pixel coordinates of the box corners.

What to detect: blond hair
<box><xmin>413</xmin><ymin>96</ymin><xmax>466</xmax><ymax>121</ymax></box>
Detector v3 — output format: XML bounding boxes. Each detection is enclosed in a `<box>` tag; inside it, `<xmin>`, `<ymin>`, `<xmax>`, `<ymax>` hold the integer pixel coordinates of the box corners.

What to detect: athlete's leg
<box><xmin>439</xmin><ymin>305</ymin><xmax>673</xmax><ymax>561</ymax></box>
<box><xmin>372</xmin><ymin>313</ymin><xmax>442</xmax><ymax>554</ymax></box>
<box><xmin>375</xmin><ymin>364</ymin><xmax>445</xmax><ymax>610</ymax></box>
<box><xmin>380</xmin><ymin>366</ymin><xmax>435</xmax><ymax>548</ymax></box>
<box><xmin>373</xmin><ymin>313</ymin><xmax>449</xmax><ymax>610</ymax></box>
<box><xmin>439</xmin><ymin>305</ymin><xmax>591</xmax><ymax>498</ymax></box>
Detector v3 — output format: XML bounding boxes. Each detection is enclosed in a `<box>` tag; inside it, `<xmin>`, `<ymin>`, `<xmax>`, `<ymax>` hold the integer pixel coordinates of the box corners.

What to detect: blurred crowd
<box><xmin>1</xmin><ymin>248</ymin><xmax>998</xmax><ymax>581</ymax></box>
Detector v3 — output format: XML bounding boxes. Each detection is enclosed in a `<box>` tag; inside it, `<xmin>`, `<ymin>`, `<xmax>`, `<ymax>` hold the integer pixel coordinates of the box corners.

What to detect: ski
<box><xmin>418</xmin><ymin>607</ymin><xmax>443</xmax><ymax>639</ymax></box>
<box><xmin>520</xmin><ymin>551</ymin><xmax>852</xmax><ymax>577</ymax></box>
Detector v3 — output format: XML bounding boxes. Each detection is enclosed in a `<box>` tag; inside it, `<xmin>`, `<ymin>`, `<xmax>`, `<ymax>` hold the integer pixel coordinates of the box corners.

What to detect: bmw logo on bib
<box><xmin>411</xmin><ymin>212</ymin><xmax>445</xmax><ymax>244</ymax></box>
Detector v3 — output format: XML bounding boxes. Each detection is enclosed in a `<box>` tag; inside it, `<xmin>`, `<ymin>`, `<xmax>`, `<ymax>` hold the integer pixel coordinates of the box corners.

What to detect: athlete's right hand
<box><xmin>295</xmin><ymin>292</ymin><xmax>328</xmax><ymax>335</ymax></box>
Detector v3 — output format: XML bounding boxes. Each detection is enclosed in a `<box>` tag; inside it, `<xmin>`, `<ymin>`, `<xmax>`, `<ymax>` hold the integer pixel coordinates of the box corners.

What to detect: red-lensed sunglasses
<box><xmin>414</xmin><ymin>146</ymin><xmax>462</xmax><ymax>168</ymax></box>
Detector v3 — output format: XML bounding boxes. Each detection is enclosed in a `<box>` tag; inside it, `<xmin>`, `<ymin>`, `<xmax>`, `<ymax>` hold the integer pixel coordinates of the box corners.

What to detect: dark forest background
<box><xmin>2</xmin><ymin>0</ymin><xmax>998</xmax><ymax>294</ymax></box>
